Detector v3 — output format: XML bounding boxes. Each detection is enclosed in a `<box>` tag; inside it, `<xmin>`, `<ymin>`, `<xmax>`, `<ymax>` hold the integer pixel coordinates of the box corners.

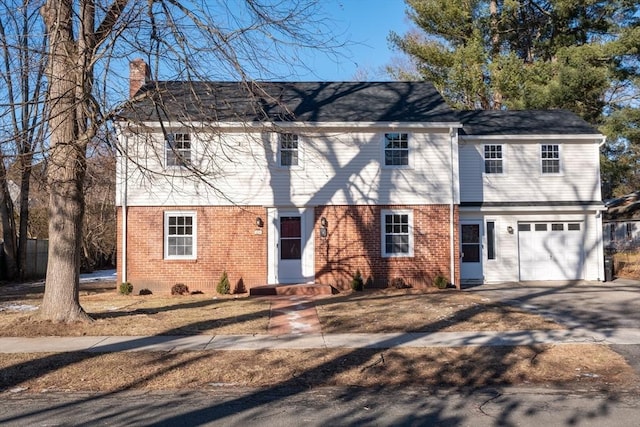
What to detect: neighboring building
<box><xmin>116</xmin><ymin>60</ymin><xmax>605</xmax><ymax>293</ymax></box>
<box><xmin>603</xmin><ymin>191</ymin><xmax>640</xmax><ymax>251</ymax></box>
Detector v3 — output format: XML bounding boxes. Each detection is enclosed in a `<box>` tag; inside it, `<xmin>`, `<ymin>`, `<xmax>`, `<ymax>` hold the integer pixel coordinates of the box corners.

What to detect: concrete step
<box><xmin>250</xmin><ymin>283</ymin><xmax>336</xmax><ymax>297</ymax></box>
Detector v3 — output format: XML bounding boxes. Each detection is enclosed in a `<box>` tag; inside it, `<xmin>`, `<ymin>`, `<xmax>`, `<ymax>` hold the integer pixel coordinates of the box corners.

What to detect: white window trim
<box><xmin>277</xmin><ymin>133</ymin><xmax>303</xmax><ymax>169</ymax></box>
<box><xmin>482</xmin><ymin>144</ymin><xmax>505</xmax><ymax>175</ymax></box>
<box><xmin>164</xmin><ymin>211</ymin><xmax>197</xmax><ymax>260</ymax></box>
<box><xmin>380</xmin><ymin>209</ymin><xmax>414</xmax><ymax>258</ymax></box>
<box><xmin>540</xmin><ymin>143</ymin><xmax>563</xmax><ymax>175</ymax></box>
<box><xmin>165</xmin><ymin>132</ymin><xmax>192</xmax><ymax>169</ymax></box>
<box><xmin>381</xmin><ymin>132</ymin><xmax>413</xmax><ymax>169</ymax></box>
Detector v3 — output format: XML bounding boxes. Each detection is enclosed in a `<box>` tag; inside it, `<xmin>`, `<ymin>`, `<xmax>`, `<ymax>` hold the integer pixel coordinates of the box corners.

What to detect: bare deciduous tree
<box><xmin>0</xmin><ymin>0</ymin><xmax>47</xmax><ymax>280</ymax></box>
<box><xmin>36</xmin><ymin>0</ymin><xmax>341</xmax><ymax>322</ymax></box>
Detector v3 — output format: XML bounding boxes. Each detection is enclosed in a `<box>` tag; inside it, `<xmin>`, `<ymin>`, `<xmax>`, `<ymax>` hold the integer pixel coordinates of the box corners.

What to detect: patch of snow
<box><xmin>0</xmin><ymin>304</ymin><xmax>38</xmax><ymax>312</ymax></box>
<box><xmin>79</xmin><ymin>269</ymin><xmax>116</xmax><ymax>282</ymax></box>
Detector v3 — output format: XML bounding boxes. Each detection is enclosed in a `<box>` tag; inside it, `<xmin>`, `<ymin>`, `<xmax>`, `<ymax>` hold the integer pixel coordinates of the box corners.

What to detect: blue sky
<box><xmin>294</xmin><ymin>0</ymin><xmax>412</xmax><ymax>81</ymax></box>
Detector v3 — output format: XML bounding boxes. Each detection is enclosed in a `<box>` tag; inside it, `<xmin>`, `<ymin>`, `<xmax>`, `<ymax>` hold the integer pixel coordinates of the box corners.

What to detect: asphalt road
<box><xmin>1</xmin><ymin>386</ymin><xmax>640</xmax><ymax>426</ymax></box>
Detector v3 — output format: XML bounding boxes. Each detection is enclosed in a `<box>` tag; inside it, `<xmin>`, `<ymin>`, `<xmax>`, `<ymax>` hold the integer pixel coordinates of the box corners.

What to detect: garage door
<box><xmin>518</xmin><ymin>222</ymin><xmax>585</xmax><ymax>281</ymax></box>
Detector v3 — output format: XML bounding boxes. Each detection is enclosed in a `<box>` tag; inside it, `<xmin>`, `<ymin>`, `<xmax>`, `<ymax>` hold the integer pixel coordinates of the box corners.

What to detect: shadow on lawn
<box><xmin>0</xmin><ymin>281</ymin><xmax>633</xmax><ymax>425</ymax></box>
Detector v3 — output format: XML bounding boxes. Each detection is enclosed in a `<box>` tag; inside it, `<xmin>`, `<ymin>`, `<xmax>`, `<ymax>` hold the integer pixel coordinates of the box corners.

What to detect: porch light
<box><xmin>507</xmin><ymin>226</ymin><xmax>514</xmax><ymax>234</ymax></box>
<box><xmin>320</xmin><ymin>216</ymin><xmax>328</xmax><ymax>238</ymax></box>
<box><xmin>256</xmin><ymin>217</ymin><xmax>264</xmax><ymax>228</ymax></box>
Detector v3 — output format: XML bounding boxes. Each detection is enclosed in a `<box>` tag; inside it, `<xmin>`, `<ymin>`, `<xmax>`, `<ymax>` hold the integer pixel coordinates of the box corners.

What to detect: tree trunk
<box><xmin>489</xmin><ymin>0</ymin><xmax>503</xmax><ymax>110</ymax></box>
<box><xmin>40</xmin><ymin>0</ymin><xmax>90</xmax><ymax>322</ymax></box>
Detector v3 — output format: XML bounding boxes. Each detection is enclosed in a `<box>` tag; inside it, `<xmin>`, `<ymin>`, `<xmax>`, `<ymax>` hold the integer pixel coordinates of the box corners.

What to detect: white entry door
<box><xmin>278</xmin><ymin>214</ymin><xmax>304</xmax><ymax>283</ymax></box>
<box><xmin>460</xmin><ymin>221</ymin><xmax>483</xmax><ymax>282</ymax></box>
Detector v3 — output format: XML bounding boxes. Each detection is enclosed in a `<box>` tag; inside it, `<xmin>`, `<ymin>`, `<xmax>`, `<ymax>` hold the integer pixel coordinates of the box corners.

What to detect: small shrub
<box><xmin>119</xmin><ymin>282</ymin><xmax>133</xmax><ymax>295</ymax></box>
<box><xmin>351</xmin><ymin>270</ymin><xmax>364</xmax><ymax>292</ymax></box>
<box><xmin>171</xmin><ymin>283</ymin><xmax>190</xmax><ymax>295</ymax></box>
<box><xmin>191</xmin><ymin>290</ymin><xmax>204</xmax><ymax>295</ymax></box>
<box><xmin>390</xmin><ymin>277</ymin><xmax>411</xmax><ymax>289</ymax></box>
<box><xmin>433</xmin><ymin>275</ymin><xmax>448</xmax><ymax>289</ymax></box>
<box><xmin>217</xmin><ymin>271</ymin><xmax>231</xmax><ymax>295</ymax></box>
<box><xmin>139</xmin><ymin>288</ymin><xmax>153</xmax><ymax>296</ymax></box>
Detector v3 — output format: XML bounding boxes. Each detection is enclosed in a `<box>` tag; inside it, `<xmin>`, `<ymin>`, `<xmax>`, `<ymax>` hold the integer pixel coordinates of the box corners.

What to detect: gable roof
<box><xmin>120</xmin><ymin>81</ymin><xmax>460</xmax><ymax>124</ymax></box>
<box><xmin>457</xmin><ymin>110</ymin><xmax>600</xmax><ymax>136</ymax></box>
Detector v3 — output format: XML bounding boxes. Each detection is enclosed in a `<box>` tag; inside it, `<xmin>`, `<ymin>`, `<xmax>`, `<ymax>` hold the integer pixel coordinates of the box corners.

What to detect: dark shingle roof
<box><xmin>120</xmin><ymin>81</ymin><xmax>460</xmax><ymax>123</ymax></box>
<box><xmin>457</xmin><ymin>110</ymin><xmax>600</xmax><ymax>136</ymax></box>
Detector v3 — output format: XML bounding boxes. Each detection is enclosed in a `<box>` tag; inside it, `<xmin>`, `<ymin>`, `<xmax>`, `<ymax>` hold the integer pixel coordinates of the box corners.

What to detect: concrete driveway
<box><xmin>465</xmin><ymin>278</ymin><xmax>640</xmax><ymax>330</ymax></box>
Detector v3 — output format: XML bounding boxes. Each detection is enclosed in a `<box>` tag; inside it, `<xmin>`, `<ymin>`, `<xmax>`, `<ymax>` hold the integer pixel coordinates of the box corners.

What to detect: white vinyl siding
<box><xmin>459</xmin><ymin>139</ymin><xmax>600</xmax><ymax>203</ymax></box>
<box><xmin>164</xmin><ymin>211</ymin><xmax>197</xmax><ymax>260</ymax></box>
<box><xmin>119</xmin><ymin>128</ymin><xmax>458</xmax><ymax>207</ymax></box>
<box><xmin>459</xmin><ymin>211</ymin><xmax>602</xmax><ymax>283</ymax></box>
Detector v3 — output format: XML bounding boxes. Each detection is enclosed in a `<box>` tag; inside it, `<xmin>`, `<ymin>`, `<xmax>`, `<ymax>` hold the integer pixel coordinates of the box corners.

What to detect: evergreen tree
<box><xmin>389</xmin><ymin>0</ymin><xmax>640</xmax><ymax>197</ymax></box>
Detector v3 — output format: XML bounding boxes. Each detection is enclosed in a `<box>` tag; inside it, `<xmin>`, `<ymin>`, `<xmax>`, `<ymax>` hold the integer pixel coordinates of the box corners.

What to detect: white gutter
<box><xmin>449</xmin><ymin>127</ymin><xmax>457</xmax><ymax>288</ymax></box>
<box><xmin>136</xmin><ymin>120</ymin><xmax>465</xmax><ymax>130</ymax></box>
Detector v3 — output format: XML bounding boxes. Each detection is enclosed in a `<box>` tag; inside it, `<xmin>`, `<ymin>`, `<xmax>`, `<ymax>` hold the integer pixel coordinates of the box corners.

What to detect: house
<box><xmin>115</xmin><ymin>60</ymin><xmax>605</xmax><ymax>293</ymax></box>
<box><xmin>603</xmin><ymin>191</ymin><xmax>640</xmax><ymax>251</ymax></box>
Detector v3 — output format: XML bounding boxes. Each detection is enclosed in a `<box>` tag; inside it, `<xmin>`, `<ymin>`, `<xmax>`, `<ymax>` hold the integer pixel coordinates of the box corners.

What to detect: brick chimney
<box><xmin>129</xmin><ymin>59</ymin><xmax>150</xmax><ymax>98</ymax></box>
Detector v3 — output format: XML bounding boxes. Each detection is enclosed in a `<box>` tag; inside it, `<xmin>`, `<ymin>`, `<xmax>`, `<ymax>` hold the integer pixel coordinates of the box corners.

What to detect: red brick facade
<box><xmin>314</xmin><ymin>205</ymin><xmax>460</xmax><ymax>290</ymax></box>
<box><xmin>117</xmin><ymin>204</ymin><xmax>460</xmax><ymax>293</ymax></box>
<box><xmin>117</xmin><ymin>206</ymin><xmax>268</xmax><ymax>293</ymax></box>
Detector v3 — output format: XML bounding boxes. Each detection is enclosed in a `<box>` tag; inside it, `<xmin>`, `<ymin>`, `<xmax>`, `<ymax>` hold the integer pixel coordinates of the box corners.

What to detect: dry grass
<box><xmin>0</xmin><ymin>281</ymin><xmax>635</xmax><ymax>392</ymax></box>
<box><xmin>316</xmin><ymin>288</ymin><xmax>561</xmax><ymax>333</ymax></box>
<box><xmin>613</xmin><ymin>250</ymin><xmax>640</xmax><ymax>279</ymax></box>
<box><xmin>0</xmin><ymin>345</ymin><xmax>634</xmax><ymax>393</ymax></box>
<box><xmin>0</xmin><ymin>293</ymin><xmax>271</xmax><ymax>337</ymax></box>
<box><xmin>0</xmin><ymin>284</ymin><xmax>561</xmax><ymax>337</ymax></box>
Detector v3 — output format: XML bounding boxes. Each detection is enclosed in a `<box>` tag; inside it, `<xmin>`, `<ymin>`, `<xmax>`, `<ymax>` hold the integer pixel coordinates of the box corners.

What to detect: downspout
<box><xmin>449</xmin><ymin>127</ymin><xmax>457</xmax><ymax>288</ymax></box>
<box><xmin>597</xmin><ymin>136</ymin><xmax>607</xmax><ymax>280</ymax></box>
<box><xmin>121</xmin><ymin>131</ymin><xmax>129</xmax><ymax>284</ymax></box>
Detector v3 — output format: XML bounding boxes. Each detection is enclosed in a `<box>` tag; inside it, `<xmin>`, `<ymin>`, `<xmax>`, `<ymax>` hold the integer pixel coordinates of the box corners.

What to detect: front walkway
<box><xmin>2</xmin><ymin>327</ymin><xmax>640</xmax><ymax>353</ymax></box>
<box><xmin>267</xmin><ymin>297</ymin><xmax>322</xmax><ymax>335</ymax></box>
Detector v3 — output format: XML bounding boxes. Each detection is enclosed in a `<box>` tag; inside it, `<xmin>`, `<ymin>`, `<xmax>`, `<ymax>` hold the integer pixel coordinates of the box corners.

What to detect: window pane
<box><xmin>281</xmin><ymin>239</ymin><xmax>301</xmax><ymax>259</ymax></box>
<box><xmin>383</xmin><ymin>211</ymin><xmax>411</xmax><ymax>255</ymax></box>
<box><xmin>551</xmin><ymin>223</ymin><xmax>564</xmax><ymax>231</ymax></box>
<box><xmin>280</xmin><ymin>133</ymin><xmax>299</xmax><ymax>166</ymax></box>
<box><xmin>280</xmin><ymin>217</ymin><xmax>301</xmax><ymax>238</ymax></box>
<box><xmin>487</xmin><ymin>221</ymin><xmax>496</xmax><ymax>260</ymax></box>
<box><xmin>541</xmin><ymin>145</ymin><xmax>560</xmax><ymax>173</ymax></box>
<box><xmin>535</xmin><ymin>223</ymin><xmax>547</xmax><ymax>231</ymax></box>
<box><xmin>166</xmin><ymin>214</ymin><xmax>195</xmax><ymax>258</ymax></box>
<box><xmin>518</xmin><ymin>224</ymin><xmax>531</xmax><ymax>232</ymax></box>
<box><xmin>384</xmin><ymin>133</ymin><xmax>409</xmax><ymax>166</ymax></box>
<box><xmin>462</xmin><ymin>244</ymin><xmax>480</xmax><ymax>262</ymax></box>
<box><xmin>461</xmin><ymin>224</ymin><xmax>480</xmax><ymax>244</ymax></box>
<box><xmin>568</xmin><ymin>223</ymin><xmax>581</xmax><ymax>231</ymax></box>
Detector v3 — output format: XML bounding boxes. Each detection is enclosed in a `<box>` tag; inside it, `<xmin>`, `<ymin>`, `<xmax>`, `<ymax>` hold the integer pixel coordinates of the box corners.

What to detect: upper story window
<box><xmin>484</xmin><ymin>144</ymin><xmax>503</xmax><ymax>174</ymax></box>
<box><xmin>381</xmin><ymin>209</ymin><xmax>414</xmax><ymax>257</ymax></box>
<box><xmin>279</xmin><ymin>133</ymin><xmax>299</xmax><ymax>167</ymax></box>
<box><xmin>541</xmin><ymin>144</ymin><xmax>561</xmax><ymax>174</ymax></box>
<box><xmin>164</xmin><ymin>211</ymin><xmax>197</xmax><ymax>260</ymax></box>
<box><xmin>166</xmin><ymin>133</ymin><xmax>191</xmax><ymax>167</ymax></box>
<box><xmin>384</xmin><ymin>133</ymin><xmax>409</xmax><ymax>167</ymax></box>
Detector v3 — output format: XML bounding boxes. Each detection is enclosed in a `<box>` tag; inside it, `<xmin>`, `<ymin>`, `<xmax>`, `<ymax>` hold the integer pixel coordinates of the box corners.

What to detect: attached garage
<box><xmin>518</xmin><ymin>221</ymin><xmax>585</xmax><ymax>281</ymax></box>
